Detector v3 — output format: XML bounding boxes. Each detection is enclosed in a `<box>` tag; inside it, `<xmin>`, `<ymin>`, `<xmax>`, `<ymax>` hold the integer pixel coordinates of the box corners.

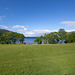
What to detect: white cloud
<box><xmin>34</xmin><ymin>30</ymin><xmax>50</xmax><ymax>33</ymax></box>
<box><xmin>23</xmin><ymin>29</ymin><xmax>60</xmax><ymax>37</ymax></box>
<box><xmin>18</xmin><ymin>29</ymin><xmax>24</xmax><ymax>31</ymax></box>
<box><xmin>18</xmin><ymin>28</ymin><xmax>27</xmax><ymax>31</ymax></box>
<box><xmin>0</xmin><ymin>25</ymin><xmax>8</xmax><ymax>28</ymax></box>
<box><xmin>61</xmin><ymin>21</ymin><xmax>75</xmax><ymax>26</ymax></box>
<box><xmin>26</xmin><ymin>32</ymin><xmax>35</xmax><ymax>35</ymax></box>
<box><xmin>0</xmin><ymin>16</ymin><xmax>5</xmax><ymax>21</ymax></box>
<box><xmin>12</xmin><ymin>25</ymin><xmax>25</xmax><ymax>29</ymax></box>
<box><xmin>23</xmin><ymin>30</ymin><xmax>51</xmax><ymax>37</ymax></box>
<box><xmin>23</xmin><ymin>32</ymin><xmax>35</xmax><ymax>37</ymax></box>
<box><xmin>66</xmin><ymin>29</ymin><xmax>75</xmax><ymax>32</ymax></box>
<box><xmin>24</xmin><ymin>28</ymin><xmax>27</xmax><ymax>31</ymax></box>
<box><xmin>23</xmin><ymin>29</ymin><xmax>75</xmax><ymax>37</ymax></box>
<box><xmin>0</xmin><ymin>24</ymin><xmax>28</xmax><ymax>32</ymax></box>
<box><xmin>17</xmin><ymin>26</ymin><xmax>28</xmax><ymax>32</ymax></box>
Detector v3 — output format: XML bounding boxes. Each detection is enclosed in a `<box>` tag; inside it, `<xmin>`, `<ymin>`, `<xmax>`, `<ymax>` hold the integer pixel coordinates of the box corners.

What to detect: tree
<box><xmin>19</xmin><ymin>34</ymin><xmax>25</xmax><ymax>43</ymax></box>
<box><xmin>0</xmin><ymin>30</ymin><xmax>25</xmax><ymax>44</ymax></box>
<box><xmin>58</xmin><ymin>29</ymin><xmax>67</xmax><ymax>39</ymax></box>
<box><xmin>34</xmin><ymin>29</ymin><xmax>75</xmax><ymax>44</ymax></box>
<box><xmin>58</xmin><ymin>29</ymin><xmax>67</xmax><ymax>43</ymax></box>
<box><xmin>65</xmin><ymin>32</ymin><xmax>75</xmax><ymax>43</ymax></box>
<box><xmin>43</xmin><ymin>33</ymin><xmax>48</xmax><ymax>44</ymax></box>
<box><xmin>34</xmin><ymin>38</ymin><xmax>42</xmax><ymax>44</ymax></box>
<box><xmin>47</xmin><ymin>32</ymin><xmax>60</xmax><ymax>44</ymax></box>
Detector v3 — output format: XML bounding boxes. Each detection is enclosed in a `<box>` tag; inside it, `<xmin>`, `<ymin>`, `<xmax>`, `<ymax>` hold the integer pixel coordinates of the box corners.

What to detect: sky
<box><xmin>0</xmin><ymin>0</ymin><xmax>75</xmax><ymax>37</ymax></box>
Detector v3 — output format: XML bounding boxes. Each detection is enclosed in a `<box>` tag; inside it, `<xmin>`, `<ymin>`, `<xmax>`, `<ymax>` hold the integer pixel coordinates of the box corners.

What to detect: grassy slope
<box><xmin>0</xmin><ymin>44</ymin><xmax>75</xmax><ymax>75</ymax></box>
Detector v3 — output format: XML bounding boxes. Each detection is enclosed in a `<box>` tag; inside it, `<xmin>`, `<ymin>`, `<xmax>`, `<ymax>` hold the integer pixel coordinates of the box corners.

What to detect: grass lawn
<box><xmin>0</xmin><ymin>44</ymin><xmax>75</xmax><ymax>75</ymax></box>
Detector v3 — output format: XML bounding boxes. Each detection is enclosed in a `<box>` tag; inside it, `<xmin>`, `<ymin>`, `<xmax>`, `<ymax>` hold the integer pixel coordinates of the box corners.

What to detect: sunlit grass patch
<box><xmin>0</xmin><ymin>44</ymin><xmax>75</xmax><ymax>75</ymax></box>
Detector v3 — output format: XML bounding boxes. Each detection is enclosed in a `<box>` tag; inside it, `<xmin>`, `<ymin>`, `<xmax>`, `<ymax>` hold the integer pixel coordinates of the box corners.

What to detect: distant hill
<box><xmin>0</xmin><ymin>29</ymin><xmax>25</xmax><ymax>44</ymax></box>
<box><xmin>0</xmin><ymin>29</ymin><xmax>10</xmax><ymax>34</ymax></box>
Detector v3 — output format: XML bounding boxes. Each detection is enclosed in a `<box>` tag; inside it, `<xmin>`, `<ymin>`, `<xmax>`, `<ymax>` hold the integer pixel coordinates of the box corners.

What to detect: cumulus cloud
<box><xmin>34</xmin><ymin>30</ymin><xmax>50</xmax><ymax>33</ymax></box>
<box><xmin>18</xmin><ymin>29</ymin><xmax>24</xmax><ymax>31</ymax></box>
<box><xmin>61</xmin><ymin>21</ymin><xmax>75</xmax><ymax>26</ymax></box>
<box><xmin>23</xmin><ymin>29</ymin><xmax>75</xmax><ymax>37</ymax></box>
<box><xmin>24</xmin><ymin>28</ymin><xmax>27</xmax><ymax>31</ymax></box>
<box><xmin>18</xmin><ymin>28</ymin><xmax>27</xmax><ymax>31</ymax></box>
<box><xmin>0</xmin><ymin>24</ymin><xmax>28</xmax><ymax>32</ymax></box>
<box><xmin>23</xmin><ymin>30</ymin><xmax>51</xmax><ymax>37</ymax></box>
<box><xmin>0</xmin><ymin>25</ymin><xmax>8</xmax><ymax>28</ymax></box>
<box><xmin>66</xmin><ymin>29</ymin><xmax>75</xmax><ymax>32</ymax></box>
<box><xmin>13</xmin><ymin>25</ymin><xmax>28</xmax><ymax>32</ymax></box>
<box><xmin>12</xmin><ymin>25</ymin><xmax>25</xmax><ymax>29</ymax></box>
<box><xmin>0</xmin><ymin>16</ymin><xmax>5</xmax><ymax>21</ymax></box>
<box><xmin>25</xmin><ymin>32</ymin><xmax>35</xmax><ymax>35</ymax></box>
<box><xmin>23</xmin><ymin>29</ymin><xmax>58</xmax><ymax>37</ymax></box>
<box><xmin>23</xmin><ymin>32</ymin><xmax>35</xmax><ymax>37</ymax></box>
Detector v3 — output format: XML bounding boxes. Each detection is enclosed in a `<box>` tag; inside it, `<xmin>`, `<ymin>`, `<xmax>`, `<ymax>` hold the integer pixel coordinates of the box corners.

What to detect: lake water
<box><xmin>23</xmin><ymin>37</ymin><xmax>38</xmax><ymax>44</ymax></box>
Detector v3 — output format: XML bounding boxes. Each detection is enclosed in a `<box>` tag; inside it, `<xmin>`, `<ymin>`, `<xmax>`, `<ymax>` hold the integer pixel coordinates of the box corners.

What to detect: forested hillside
<box><xmin>0</xmin><ymin>29</ymin><xmax>9</xmax><ymax>34</ymax></box>
<box><xmin>0</xmin><ymin>29</ymin><xmax>25</xmax><ymax>44</ymax></box>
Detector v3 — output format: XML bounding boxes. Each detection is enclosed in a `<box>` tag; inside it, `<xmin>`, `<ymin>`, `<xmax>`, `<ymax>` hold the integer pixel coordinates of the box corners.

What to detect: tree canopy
<box><xmin>0</xmin><ymin>29</ymin><xmax>25</xmax><ymax>44</ymax></box>
<box><xmin>34</xmin><ymin>29</ymin><xmax>75</xmax><ymax>44</ymax></box>
<box><xmin>34</xmin><ymin>38</ymin><xmax>42</xmax><ymax>44</ymax></box>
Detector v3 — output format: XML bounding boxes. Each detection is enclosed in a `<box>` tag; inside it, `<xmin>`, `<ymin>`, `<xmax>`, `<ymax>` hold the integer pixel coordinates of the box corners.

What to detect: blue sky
<box><xmin>0</xmin><ymin>0</ymin><xmax>75</xmax><ymax>37</ymax></box>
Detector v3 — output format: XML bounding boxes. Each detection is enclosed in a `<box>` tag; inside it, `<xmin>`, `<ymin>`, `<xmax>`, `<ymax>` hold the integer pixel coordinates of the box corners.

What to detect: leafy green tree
<box><xmin>65</xmin><ymin>32</ymin><xmax>75</xmax><ymax>43</ymax></box>
<box><xmin>0</xmin><ymin>31</ymin><xmax>25</xmax><ymax>44</ymax></box>
<box><xmin>34</xmin><ymin>38</ymin><xmax>42</xmax><ymax>44</ymax></box>
<box><xmin>58</xmin><ymin>29</ymin><xmax>67</xmax><ymax>39</ymax></box>
<box><xmin>43</xmin><ymin>33</ymin><xmax>48</xmax><ymax>44</ymax></box>
<box><xmin>47</xmin><ymin>32</ymin><xmax>60</xmax><ymax>44</ymax></box>
<box><xmin>58</xmin><ymin>29</ymin><xmax>67</xmax><ymax>43</ymax></box>
<box><xmin>19</xmin><ymin>34</ymin><xmax>25</xmax><ymax>43</ymax></box>
<box><xmin>34</xmin><ymin>29</ymin><xmax>75</xmax><ymax>44</ymax></box>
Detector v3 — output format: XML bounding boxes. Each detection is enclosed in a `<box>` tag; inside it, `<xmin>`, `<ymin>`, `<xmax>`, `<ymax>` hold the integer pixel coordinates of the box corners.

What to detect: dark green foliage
<box><xmin>19</xmin><ymin>34</ymin><xmax>25</xmax><ymax>43</ymax></box>
<box><xmin>35</xmin><ymin>29</ymin><xmax>75</xmax><ymax>44</ymax></box>
<box><xmin>40</xmin><ymin>32</ymin><xmax>60</xmax><ymax>44</ymax></box>
<box><xmin>0</xmin><ymin>29</ymin><xmax>9</xmax><ymax>34</ymax></box>
<box><xmin>34</xmin><ymin>38</ymin><xmax>42</xmax><ymax>44</ymax></box>
<box><xmin>0</xmin><ymin>29</ymin><xmax>25</xmax><ymax>44</ymax></box>
<box><xmin>0</xmin><ymin>42</ymin><xmax>5</xmax><ymax>44</ymax></box>
<box><xmin>65</xmin><ymin>32</ymin><xmax>75</xmax><ymax>43</ymax></box>
<box><xmin>47</xmin><ymin>32</ymin><xmax>60</xmax><ymax>44</ymax></box>
<box><xmin>43</xmin><ymin>33</ymin><xmax>48</xmax><ymax>44</ymax></box>
<box><xmin>58</xmin><ymin>29</ymin><xmax>67</xmax><ymax>40</ymax></box>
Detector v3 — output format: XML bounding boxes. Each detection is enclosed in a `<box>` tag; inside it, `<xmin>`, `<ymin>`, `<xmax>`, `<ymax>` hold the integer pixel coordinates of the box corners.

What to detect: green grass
<box><xmin>0</xmin><ymin>44</ymin><xmax>75</xmax><ymax>75</ymax></box>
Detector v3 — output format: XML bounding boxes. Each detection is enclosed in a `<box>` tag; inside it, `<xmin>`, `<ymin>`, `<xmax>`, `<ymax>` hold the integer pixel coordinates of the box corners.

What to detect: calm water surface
<box><xmin>24</xmin><ymin>37</ymin><xmax>38</xmax><ymax>44</ymax></box>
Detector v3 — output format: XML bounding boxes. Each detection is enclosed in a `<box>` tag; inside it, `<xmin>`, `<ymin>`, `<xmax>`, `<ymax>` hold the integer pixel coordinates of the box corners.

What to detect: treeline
<box><xmin>0</xmin><ymin>29</ymin><xmax>25</xmax><ymax>44</ymax></box>
<box><xmin>34</xmin><ymin>29</ymin><xmax>75</xmax><ymax>44</ymax></box>
<box><xmin>0</xmin><ymin>29</ymin><xmax>9</xmax><ymax>34</ymax></box>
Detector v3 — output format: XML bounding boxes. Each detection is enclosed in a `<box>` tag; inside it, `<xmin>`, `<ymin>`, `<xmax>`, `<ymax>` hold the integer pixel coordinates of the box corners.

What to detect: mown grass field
<box><xmin>0</xmin><ymin>44</ymin><xmax>75</xmax><ymax>75</ymax></box>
